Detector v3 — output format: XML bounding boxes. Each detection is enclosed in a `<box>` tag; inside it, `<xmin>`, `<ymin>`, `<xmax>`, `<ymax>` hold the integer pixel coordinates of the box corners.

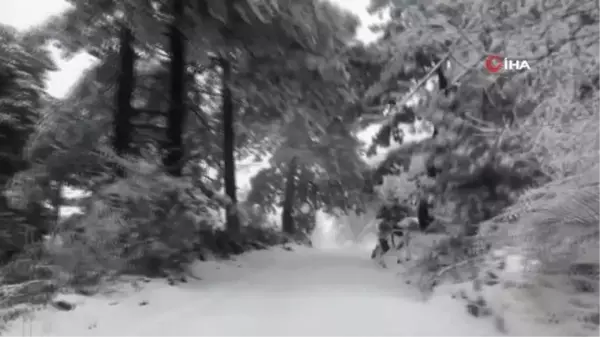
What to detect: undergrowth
<box><xmin>0</xmin><ymin>157</ymin><xmax>300</xmax><ymax>332</ymax></box>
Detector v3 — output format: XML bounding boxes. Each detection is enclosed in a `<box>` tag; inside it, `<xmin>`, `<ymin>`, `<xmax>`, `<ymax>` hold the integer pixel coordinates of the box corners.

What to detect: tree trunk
<box><xmin>49</xmin><ymin>180</ymin><xmax>62</xmax><ymax>230</ymax></box>
<box><xmin>164</xmin><ymin>0</ymin><xmax>186</xmax><ymax>177</ymax></box>
<box><xmin>217</xmin><ymin>0</ymin><xmax>241</xmax><ymax>235</ymax></box>
<box><xmin>282</xmin><ymin>157</ymin><xmax>298</xmax><ymax>234</ymax></box>
<box><xmin>113</xmin><ymin>25</ymin><xmax>135</xmax><ymax>177</ymax></box>
<box><xmin>220</xmin><ymin>56</ymin><xmax>240</xmax><ymax>234</ymax></box>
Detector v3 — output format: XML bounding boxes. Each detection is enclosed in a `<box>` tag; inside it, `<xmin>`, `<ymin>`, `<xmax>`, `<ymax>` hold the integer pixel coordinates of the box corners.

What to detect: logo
<box><xmin>484</xmin><ymin>55</ymin><xmax>531</xmax><ymax>73</ymax></box>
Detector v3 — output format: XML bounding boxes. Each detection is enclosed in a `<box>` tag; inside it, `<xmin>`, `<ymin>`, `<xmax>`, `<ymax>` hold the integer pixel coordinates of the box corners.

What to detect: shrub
<box><xmin>410</xmin><ymin>166</ymin><xmax>599</xmax><ymax>335</ymax></box>
<box><xmin>0</xmin><ymin>155</ymin><xmax>294</xmax><ymax>331</ymax></box>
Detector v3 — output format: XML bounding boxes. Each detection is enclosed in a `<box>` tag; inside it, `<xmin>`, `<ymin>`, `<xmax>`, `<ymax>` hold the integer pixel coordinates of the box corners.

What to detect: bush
<box><xmin>0</xmin><ymin>157</ymin><xmax>294</xmax><ymax>330</ymax></box>
<box><xmin>409</xmin><ymin>166</ymin><xmax>599</xmax><ymax>335</ymax></box>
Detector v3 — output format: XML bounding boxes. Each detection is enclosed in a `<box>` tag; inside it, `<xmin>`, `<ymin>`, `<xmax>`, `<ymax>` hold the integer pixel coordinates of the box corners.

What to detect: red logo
<box><xmin>484</xmin><ymin>55</ymin><xmax>503</xmax><ymax>73</ymax></box>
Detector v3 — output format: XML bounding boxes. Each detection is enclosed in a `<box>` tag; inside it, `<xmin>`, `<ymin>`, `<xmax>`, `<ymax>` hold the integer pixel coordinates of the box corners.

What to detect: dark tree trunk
<box><xmin>282</xmin><ymin>157</ymin><xmax>298</xmax><ymax>234</ymax></box>
<box><xmin>297</xmin><ymin>170</ymin><xmax>317</xmax><ymax>235</ymax></box>
<box><xmin>417</xmin><ymin>198</ymin><xmax>435</xmax><ymax>232</ymax></box>
<box><xmin>113</xmin><ymin>26</ymin><xmax>135</xmax><ymax>177</ymax></box>
<box><xmin>164</xmin><ymin>0</ymin><xmax>186</xmax><ymax>177</ymax></box>
<box><xmin>220</xmin><ymin>56</ymin><xmax>239</xmax><ymax>233</ymax></box>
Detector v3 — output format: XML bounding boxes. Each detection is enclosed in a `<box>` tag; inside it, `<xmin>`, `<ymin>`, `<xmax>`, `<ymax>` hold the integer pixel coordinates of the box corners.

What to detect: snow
<box><xmin>356</xmin><ymin>119</ymin><xmax>432</xmax><ymax>169</ymax></box>
<box><xmin>4</xmin><ymin>246</ymin><xmax>499</xmax><ymax>336</ymax></box>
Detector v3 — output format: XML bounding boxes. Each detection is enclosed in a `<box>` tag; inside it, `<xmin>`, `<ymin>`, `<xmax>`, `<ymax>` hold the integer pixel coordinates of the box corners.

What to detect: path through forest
<box><xmin>5</xmin><ymin>246</ymin><xmax>498</xmax><ymax>336</ymax></box>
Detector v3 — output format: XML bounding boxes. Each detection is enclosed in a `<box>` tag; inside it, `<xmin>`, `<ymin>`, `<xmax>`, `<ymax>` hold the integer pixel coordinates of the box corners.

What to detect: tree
<box><xmin>195</xmin><ymin>0</ymin><xmax>362</xmax><ymax>235</ymax></box>
<box><xmin>32</xmin><ymin>0</ymin><xmax>157</xmax><ymax>183</ymax></box>
<box><xmin>0</xmin><ymin>24</ymin><xmax>57</xmax><ymax>263</ymax></box>
<box><xmin>217</xmin><ymin>0</ymin><xmax>240</xmax><ymax>234</ymax></box>
<box><xmin>5</xmin><ymin>0</ymin><xmax>372</xmax><ymax>277</ymax></box>
<box><xmin>358</xmin><ymin>0</ymin><xmax>544</xmax><ymax>232</ymax></box>
<box><xmin>0</xmin><ymin>1</ymin><xmax>374</xmax><ymax>290</ymax></box>
<box><xmin>281</xmin><ymin>156</ymin><xmax>298</xmax><ymax>234</ymax></box>
<box><xmin>113</xmin><ymin>24</ymin><xmax>136</xmax><ymax>177</ymax></box>
<box><xmin>248</xmin><ymin>104</ymin><xmax>370</xmax><ymax>238</ymax></box>
<box><xmin>35</xmin><ymin>0</ymin><xmax>218</xmax><ymax>188</ymax></box>
<box><xmin>164</xmin><ymin>0</ymin><xmax>186</xmax><ymax>177</ymax></box>
<box><xmin>360</xmin><ymin>0</ymin><xmax>599</xmax><ymax>291</ymax></box>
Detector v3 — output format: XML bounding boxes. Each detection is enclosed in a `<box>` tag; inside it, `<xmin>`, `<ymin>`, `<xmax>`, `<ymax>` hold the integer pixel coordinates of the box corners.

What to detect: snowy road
<box><xmin>6</xmin><ymin>246</ymin><xmax>498</xmax><ymax>336</ymax></box>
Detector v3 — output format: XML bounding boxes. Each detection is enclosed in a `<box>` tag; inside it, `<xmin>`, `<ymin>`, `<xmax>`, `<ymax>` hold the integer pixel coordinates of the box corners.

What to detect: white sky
<box><xmin>0</xmin><ymin>0</ymin><xmax>381</xmax><ymax>99</ymax></box>
<box><xmin>0</xmin><ymin>0</ymin><xmax>89</xmax><ymax>98</ymax></box>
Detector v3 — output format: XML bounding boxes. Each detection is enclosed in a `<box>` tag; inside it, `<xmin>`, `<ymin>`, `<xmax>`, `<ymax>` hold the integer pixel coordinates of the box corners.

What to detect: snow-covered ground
<box><xmin>4</xmin><ymin>245</ymin><xmax>499</xmax><ymax>336</ymax></box>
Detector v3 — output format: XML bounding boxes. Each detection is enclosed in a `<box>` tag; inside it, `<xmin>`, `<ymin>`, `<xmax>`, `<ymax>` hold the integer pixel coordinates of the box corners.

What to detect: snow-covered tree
<box><xmin>0</xmin><ymin>24</ymin><xmax>56</xmax><ymax>264</ymax></box>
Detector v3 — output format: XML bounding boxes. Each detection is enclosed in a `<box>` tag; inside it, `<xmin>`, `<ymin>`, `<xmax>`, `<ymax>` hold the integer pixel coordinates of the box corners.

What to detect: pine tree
<box><xmin>164</xmin><ymin>0</ymin><xmax>186</xmax><ymax>177</ymax></box>
<box><xmin>0</xmin><ymin>24</ymin><xmax>57</xmax><ymax>263</ymax></box>
<box><xmin>113</xmin><ymin>24</ymin><xmax>135</xmax><ymax>177</ymax></box>
<box><xmin>363</xmin><ymin>0</ymin><xmax>597</xmax><ymax>231</ymax></box>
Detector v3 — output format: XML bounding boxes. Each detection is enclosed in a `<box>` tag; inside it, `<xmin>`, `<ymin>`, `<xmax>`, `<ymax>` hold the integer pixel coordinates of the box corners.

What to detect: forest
<box><xmin>0</xmin><ymin>0</ymin><xmax>598</xmax><ymax>335</ymax></box>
